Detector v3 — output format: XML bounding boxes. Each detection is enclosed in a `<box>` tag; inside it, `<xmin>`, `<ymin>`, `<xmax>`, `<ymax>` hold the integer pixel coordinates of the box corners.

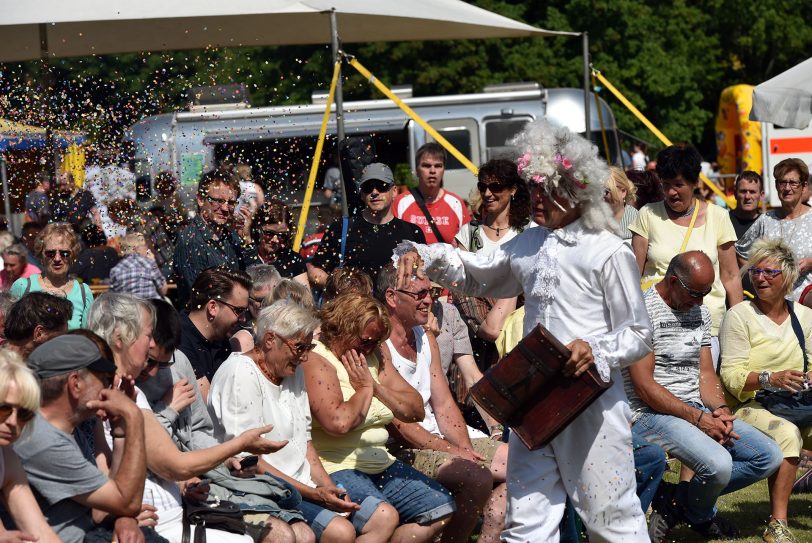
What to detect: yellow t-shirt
<box><xmin>495</xmin><ymin>306</ymin><xmax>526</xmax><ymax>358</ymax></box>
<box><xmin>629</xmin><ymin>202</ymin><xmax>737</xmax><ymax>335</ymax></box>
<box><xmin>719</xmin><ymin>301</ymin><xmax>812</xmax><ymax>404</ymax></box>
<box><xmin>309</xmin><ymin>341</ymin><xmax>396</xmax><ymax>475</ymax></box>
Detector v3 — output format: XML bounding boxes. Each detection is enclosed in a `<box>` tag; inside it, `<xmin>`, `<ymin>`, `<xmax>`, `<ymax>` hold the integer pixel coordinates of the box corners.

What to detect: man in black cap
<box><xmin>307</xmin><ymin>162</ymin><xmax>425</xmax><ymax>289</ymax></box>
<box><xmin>12</xmin><ymin>335</ymin><xmax>147</xmax><ymax>543</ymax></box>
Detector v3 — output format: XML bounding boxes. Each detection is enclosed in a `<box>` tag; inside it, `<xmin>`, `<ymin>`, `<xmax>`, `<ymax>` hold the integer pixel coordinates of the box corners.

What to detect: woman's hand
<box><xmin>313</xmin><ymin>486</ymin><xmax>360</xmax><ymax>514</ymax></box>
<box><xmin>769</xmin><ymin>369</ymin><xmax>807</xmax><ymax>393</ymax></box>
<box><xmin>181</xmin><ymin>477</ymin><xmax>211</xmax><ymax>504</ymax></box>
<box><xmin>340</xmin><ymin>349</ymin><xmax>374</xmax><ymax>391</ymax></box>
<box><xmin>163</xmin><ymin>378</ymin><xmax>196</xmax><ymax>413</ymax></box>
<box><xmin>135</xmin><ymin>504</ymin><xmax>159</xmax><ymax>528</ymax></box>
<box><xmin>563</xmin><ymin>340</ymin><xmax>594</xmax><ymax>377</ymax></box>
<box><xmin>237</xmin><ymin>424</ymin><xmax>289</xmax><ymax>455</ymax></box>
<box><xmin>423</xmin><ymin>310</ymin><xmax>441</xmax><ymax>337</ymax></box>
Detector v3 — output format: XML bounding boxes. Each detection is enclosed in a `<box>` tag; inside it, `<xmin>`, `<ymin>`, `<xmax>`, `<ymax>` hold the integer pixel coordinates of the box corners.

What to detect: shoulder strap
<box><xmin>409</xmin><ymin>188</ymin><xmax>446</xmax><ymax>244</ymax></box>
<box><xmin>469</xmin><ymin>221</ymin><xmax>484</xmax><ymax>252</ymax></box>
<box><xmin>678</xmin><ymin>202</ymin><xmax>700</xmax><ymax>253</ymax></box>
<box><xmin>23</xmin><ymin>277</ymin><xmax>32</xmax><ymax>295</ymax></box>
<box><xmin>339</xmin><ymin>216</ymin><xmax>351</xmax><ymax>268</ymax></box>
<box><xmin>787</xmin><ymin>301</ymin><xmax>808</xmax><ymax>374</ymax></box>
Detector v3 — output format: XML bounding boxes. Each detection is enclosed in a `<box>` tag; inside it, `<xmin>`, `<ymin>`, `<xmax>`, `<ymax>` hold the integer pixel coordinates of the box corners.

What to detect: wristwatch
<box><xmin>759</xmin><ymin>371</ymin><xmax>772</xmax><ymax>389</ymax></box>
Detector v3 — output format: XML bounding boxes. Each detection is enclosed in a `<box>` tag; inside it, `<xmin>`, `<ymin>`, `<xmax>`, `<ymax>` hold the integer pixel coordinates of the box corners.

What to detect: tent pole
<box><xmin>0</xmin><ymin>155</ymin><xmax>12</xmax><ymax>229</ymax></box>
<box><xmin>582</xmin><ymin>31</ymin><xmax>591</xmax><ymax>141</ymax></box>
<box><xmin>330</xmin><ymin>10</ymin><xmax>349</xmax><ymax>220</ymax></box>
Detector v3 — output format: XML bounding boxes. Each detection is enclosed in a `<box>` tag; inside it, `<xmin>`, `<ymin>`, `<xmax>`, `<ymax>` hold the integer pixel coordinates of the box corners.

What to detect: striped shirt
<box><xmin>625</xmin><ymin>287</ymin><xmax>711</xmax><ymax>415</ymax></box>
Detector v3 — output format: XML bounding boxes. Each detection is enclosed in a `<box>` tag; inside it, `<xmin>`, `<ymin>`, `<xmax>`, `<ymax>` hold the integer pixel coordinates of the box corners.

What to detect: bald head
<box><xmin>661</xmin><ymin>251</ymin><xmax>715</xmax><ymax>310</ymax></box>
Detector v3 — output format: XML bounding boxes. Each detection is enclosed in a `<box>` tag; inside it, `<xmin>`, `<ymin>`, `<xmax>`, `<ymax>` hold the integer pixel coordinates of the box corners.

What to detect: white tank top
<box><xmin>386</xmin><ymin>327</ymin><xmax>441</xmax><ymax>436</ymax></box>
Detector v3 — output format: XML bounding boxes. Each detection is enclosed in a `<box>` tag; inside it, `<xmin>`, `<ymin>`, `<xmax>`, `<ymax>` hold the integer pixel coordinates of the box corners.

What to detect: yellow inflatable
<box><xmin>716</xmin><ymin>85</ymin><xmax>762</xmax><ymax>178</ymax></box>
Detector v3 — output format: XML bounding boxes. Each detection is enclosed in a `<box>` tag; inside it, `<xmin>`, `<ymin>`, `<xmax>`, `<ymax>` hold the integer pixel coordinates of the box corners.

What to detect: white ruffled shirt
<box><xmin>396</xmin><ymin>218</ymin><xmax>653</xmax><ymax>382</ymax></box>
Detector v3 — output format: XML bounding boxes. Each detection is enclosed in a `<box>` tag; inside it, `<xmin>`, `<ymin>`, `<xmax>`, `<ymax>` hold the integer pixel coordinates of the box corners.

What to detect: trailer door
<box><xmin>426</xmin><ymin>118</ymin><xmax>479</xmax><ymax>199</ymax></box>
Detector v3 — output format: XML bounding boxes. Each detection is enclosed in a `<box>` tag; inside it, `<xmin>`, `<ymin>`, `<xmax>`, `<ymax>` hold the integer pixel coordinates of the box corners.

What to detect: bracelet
<box><xmin>695</xmin><ymin>411</ymin><xmax>704</xmax><ymax>426</ymax></box>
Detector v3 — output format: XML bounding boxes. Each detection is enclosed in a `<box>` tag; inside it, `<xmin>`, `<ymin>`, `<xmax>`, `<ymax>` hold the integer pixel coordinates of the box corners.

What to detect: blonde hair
<box><xmin>0</xmin><ymin>349</ymin><xmax>41</xmax><ymax>412</ymax></box>
<box><xmin>606</xmin><ymin>166</ymin><xmax>637</xmax><ymax>206</ymax></box>
<box><xmin>745</xmin><ymin>238</ymin><xmax>799</xmax><ymax>296</ymax></box>
<box><xmin>34</xmin><ymin>223</ymin><xmax>80</xmax><ymax>262</ymax></box>
<box><xmin>319</xmin><ymin>293</ymin><xmax>391</xmax><ymax>353</ymax></box>
<box><xmin>120</xmin><ymin>232</ymin><xmax>147</xmax><ymax>256</ymax></box>
<box><xmin>263</xmin><ymin>278</ymin><xmax>314</xmax><ymax>310</ymax></box>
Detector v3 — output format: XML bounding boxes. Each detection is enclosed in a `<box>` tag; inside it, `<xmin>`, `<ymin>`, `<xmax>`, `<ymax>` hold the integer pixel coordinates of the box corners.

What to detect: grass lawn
<box><xmin>660</xmin><ymin>464</ymin><xmax>812</xmax><ymax>542</ymax></box>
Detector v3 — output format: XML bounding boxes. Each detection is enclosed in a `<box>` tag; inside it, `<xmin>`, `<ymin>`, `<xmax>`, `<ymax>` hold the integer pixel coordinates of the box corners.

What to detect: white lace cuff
<box><xmin>392</xmin><ymin>241</ymin><xmax>463</xmax><ymax>282</ymax></box>
<box><xmin>584</xmin><ymin>337</ymin><xmax>610</xmax><ymax>383</ymax></box>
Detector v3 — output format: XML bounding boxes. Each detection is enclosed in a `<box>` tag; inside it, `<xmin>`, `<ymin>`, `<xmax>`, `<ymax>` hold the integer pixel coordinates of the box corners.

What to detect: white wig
<box><xmin>511</xmin><ymin>119</ymin><xmax>615</xmax><ymax>232</ymax></box>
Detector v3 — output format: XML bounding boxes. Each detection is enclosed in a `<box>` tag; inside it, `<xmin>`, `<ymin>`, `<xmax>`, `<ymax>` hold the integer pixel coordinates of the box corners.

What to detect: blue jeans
<box><xmin>633</xmin><ymin>403</ymin><xmax>782</xmax><ymax>523</ymax></box>
<box><xmin>633</xmin><ymin>433</ymin><xmax>666</xmax><ymax>512</ymax></box>
<box><xmin>331</xmin><ymin>460</ymin><xmax>455</xmax><ymax>532</ymax></box>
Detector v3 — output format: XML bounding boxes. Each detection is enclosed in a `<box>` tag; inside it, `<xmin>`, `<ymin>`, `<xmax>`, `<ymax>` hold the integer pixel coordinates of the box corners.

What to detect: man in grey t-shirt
<box><xmin>625</xmin><ymin>252</ymin><xmax>782</xmax><ymax>543</ymax></box>
<box><xmin>13</xmin><ymin>336</ymin><xmax>147</xmax><ymax>543</ymax></box>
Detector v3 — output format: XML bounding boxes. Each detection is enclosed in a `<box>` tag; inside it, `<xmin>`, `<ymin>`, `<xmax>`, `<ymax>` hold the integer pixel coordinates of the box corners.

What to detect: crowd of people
<box><xmin>0</xmin><ymin>119</ymin><xmax>810</xmax><ymax>543</ymax></box>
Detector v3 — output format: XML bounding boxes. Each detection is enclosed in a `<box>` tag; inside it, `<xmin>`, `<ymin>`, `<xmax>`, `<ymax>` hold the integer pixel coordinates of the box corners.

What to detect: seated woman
<box><xmin>87</xmin><ymin>293</ymin><xmax>283</xmax><ymax>543</ymax></box>
<box><xmin>719</xmin><ymin>238</ymin><xmax>812</xmax><ymax>543</ymax></box>
<box><xmin>305</xmin><ymin>293</ymin><xmax>455</xmax><ymax>543</ymax></box>
<box><xmin>0</xmin><ymin>350</ymin><xmax>60</xmax><ymax>542</ymax></box>
<box><xmin>210</xmin><ymin>300</ymin><xmax>360</xmax><ymax>543</ymax></box>
<box><xmin>10</xmin><ymin>222</ymin><xmax>94</xmax><ymax>329</ymax></box>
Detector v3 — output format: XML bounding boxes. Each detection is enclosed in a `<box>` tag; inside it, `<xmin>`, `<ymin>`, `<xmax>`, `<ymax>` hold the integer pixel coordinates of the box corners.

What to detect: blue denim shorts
<box><xmin>298</xmin><ymin>499</ymin><xmax>340</xmax><ymax>540</ymax></box>
<box><xmin>331</xmin><ymin>460</ymin><xmax>455</xmax><ymax>532</ymax></box>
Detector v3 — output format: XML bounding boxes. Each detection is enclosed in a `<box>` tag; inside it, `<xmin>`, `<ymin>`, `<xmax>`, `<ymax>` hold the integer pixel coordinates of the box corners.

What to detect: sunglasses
<box><xmin>396</xmin><ymin>288</ymin><xmax>431</xmax><ymax>301</ymax></box>
<box><xmin>44</xmin><ymin>249</ymin><xmax>72</xmax><ymax>260</ymax></box>
<box><xmin>675</xmin><ymin>274</ymin><xmax>712</xmax><ymax>299</ymax></box>
<box><xmin>217</xmin><ymin>299</ymin><xmax>250</xmax><ymax>318</ymax></box>
<box><xmin>0</xmin><ymin>403</ymin><xmax>36</xmax><ymax>424</ymax></box>
<box><xmin>146</xmin><ymin>353</ymin><xmax>176</xmax><ymax>369</ymax></box>
<box><xmin>261</xmin><ymin>229</ymin><xmax>291</xmax><ymax>239</ymax></box>
<box><xmin>206</xmin><ymin>195</ymin><xmax>238</xmax><ymax>208</ymax></box>
<box><xmin>748</xmin><ymin>267</ymin><xmax>783</xmax><ymax>279</ymax></box>
<box><xmin>281</xmin><ymin>337</ymin><xmax>316</xmax><ymax>356</ymax></box>
<box><xmin>361</xmin><ymin>180</ymin><xmax>393</xmax><ymax>194</ymax></box>
<box><xmin>477</xmin><ymin>181</ymin><xmax>510</xmax><ymax>194</ymax></box>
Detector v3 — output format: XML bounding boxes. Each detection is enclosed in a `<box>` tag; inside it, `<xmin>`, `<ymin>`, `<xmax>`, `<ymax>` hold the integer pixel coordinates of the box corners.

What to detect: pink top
<box><xmin>0</xmin><ymin>262</ymin><xmax>41</xmax><ymax>290</ymax></box>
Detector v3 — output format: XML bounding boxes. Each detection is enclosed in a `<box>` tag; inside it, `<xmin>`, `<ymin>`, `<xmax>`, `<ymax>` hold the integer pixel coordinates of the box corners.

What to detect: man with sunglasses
<box><xmin>393</xmin><ymin>143</ymin><xmax>471</xmax><ymax>245</ymax></box>
<box><xmin>626</xmin><ymin>251</ymin><xmax>783</xmax><ymax>542</ymax></box>
<box><xmin>173</xmin><ymin>169</ymin><xmax>259</xmax><ymax>305</ymax></box>
<box><xmin>308</xmin><ymin>162</ymin><xmax>425</xmax><ymax>289</ymax></box>
<box><xmin>180</xmin><ymin>267</ymin><xmax>251</xmax><ymax>401</ymax></box>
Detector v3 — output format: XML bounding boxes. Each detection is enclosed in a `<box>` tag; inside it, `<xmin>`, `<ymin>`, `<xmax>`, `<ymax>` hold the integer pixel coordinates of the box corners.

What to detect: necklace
<box><xmin>252</xmin><ymin>352</ymin><xmax>281</xmax><ymax>385</ymax></box>
<box><xmin>666</xmin><ymin>199</ymin><xmax>696</xmax><ymax>218</ymax></box>
<box><xmin>482</xmin><ymin>223</ymin><xmax>509</xmax><ymax>237</ymax></box>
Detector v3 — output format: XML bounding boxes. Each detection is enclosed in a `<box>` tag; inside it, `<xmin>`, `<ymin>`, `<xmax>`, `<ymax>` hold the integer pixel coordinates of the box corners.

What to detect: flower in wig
<box><xmin>511</xmin><ymin>119</ymin><xmax>615</xmax><ymax>232</ymax></box>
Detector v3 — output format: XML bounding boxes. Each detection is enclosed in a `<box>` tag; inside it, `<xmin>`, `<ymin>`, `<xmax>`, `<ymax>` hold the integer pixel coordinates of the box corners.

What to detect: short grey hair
<box><xmin>88</xmin><ymin>292</ymin><xmax>156</xmax><ymax>348</ymax></box>
<box><xmin>0</xmin><ymin>291</ymin><xmax>17</xmax><ymax>318</ymax></box>
<box><xmin>2</xmin><ymin>243</ymin><xmax>28</xmax><ymax>262</ymax></box>
<box><xmin>246</xmin><ymin>264</ymin><xmax>282</xmax><ymax>293</ymax></box>
<box><xmin>255</xmin><ymin>300</ymin><xmax>319</xmax><ymax>341</ymax></box>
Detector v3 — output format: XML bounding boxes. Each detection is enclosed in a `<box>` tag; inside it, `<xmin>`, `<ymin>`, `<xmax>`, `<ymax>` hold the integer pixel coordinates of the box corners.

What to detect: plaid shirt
<box><xmin>109</xmin><ymin>254</ymin><xmax>166</xmax><ymax>299</ymax></box>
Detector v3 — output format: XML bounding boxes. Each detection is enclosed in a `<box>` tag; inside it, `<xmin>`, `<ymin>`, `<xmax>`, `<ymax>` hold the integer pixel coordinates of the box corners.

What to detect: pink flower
<box><xmin>561</xmin><ymin>158</ymin><xmax>573</xmax><ymax>170</ymax></box>
<box><xmin>517</xmin><ymin>153</ymin><xmax>531</xmax><ymax>174</ymax></box>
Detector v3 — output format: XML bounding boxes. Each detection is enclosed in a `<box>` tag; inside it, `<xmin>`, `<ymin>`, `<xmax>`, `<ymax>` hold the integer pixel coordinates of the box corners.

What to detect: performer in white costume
<box><xmin>395</xmin><ymin>120</ymin><xmax>654</xmax><ymax>542</ymax></box>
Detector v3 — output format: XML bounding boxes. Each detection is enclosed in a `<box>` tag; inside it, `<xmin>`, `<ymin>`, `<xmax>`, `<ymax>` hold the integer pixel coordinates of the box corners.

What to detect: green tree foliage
<box><xmin>1</xmin><ymin>0</ymin><xmax>810</xmax><ymax>157</ymax></box>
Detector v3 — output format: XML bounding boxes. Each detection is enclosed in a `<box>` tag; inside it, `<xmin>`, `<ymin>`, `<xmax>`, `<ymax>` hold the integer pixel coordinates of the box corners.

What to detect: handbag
<box><xmin>182</xmin><ymin>498</ymin><xmax>247</xmax><ymax>543</ymax></box>
<box><xmin>755</xmin><ymin>301</ymin><xmax>812</xmax><ymax>426</ymax></box>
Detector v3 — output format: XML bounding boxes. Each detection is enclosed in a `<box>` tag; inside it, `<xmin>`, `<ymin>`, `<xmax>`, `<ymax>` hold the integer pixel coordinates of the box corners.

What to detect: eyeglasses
<box><xmin>146</xmin><ymin>353</ymin><xmax>176</xmax><ymax>369</ymax></box>
<box><xmin>748</xmin><ymin>267</ymin><xmax>783</xmax><ymax>279</ymax></box>
<box><xmin>206</xmin><ymin>195</ymin><xmax>238</xmax><ymax>208</ymax></box>
<box><xmin>675</xmin><ymin>274</ymin><xmax>712</xmax><ymax>299</ymax></box>
<box><xmin>777</xmin><ymin>179</ymin><xmax>802</xmax><ymax>189</ymax></box>
<box><xmin>43</xmin><ymin>249</ymin><xmax>72</xmax><ymax>260</ymax></box>
<box><xmin>361</xmin><ymin>180</ymin><xmax>393</xmax><ymax>194</ymax></box>
<box><xmin>281</xmin><ymin>337</ymin><xmax>316</xmax><ymax>356</ymax></box>
<box><xmin>216</xmin><ymin>299</ymin><xmax>250</xmax><ymax>318</ymax></box>
<box><xmin>0</xmin><ymin>403</ymin><xmax>36</xmax><ymax>424</ymax></box>
<box><xmin>477</xmin><ymin>181</ymin><xmax>509</xmax><ymax>194</ymax></box>
<box><xmin>261</xmin><ymin>228</ymin><xmax>291</xmax><ymax>239</ymax></box>
<box><xmin>396</xmin><ymin>288</ymin><xmax>431</xmax><ymax>301</ymax></box>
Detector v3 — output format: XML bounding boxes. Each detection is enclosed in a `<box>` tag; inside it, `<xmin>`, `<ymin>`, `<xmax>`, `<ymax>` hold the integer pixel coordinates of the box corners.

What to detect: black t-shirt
<box><xmin>263</xmin><ymin>248</ymin><xmax>307</xmax><ymax>278</ymax></box>
<box><xmin>178</xmin><ymin>312</ymin><xmax>231</xmax><ymax>383</ymax></box>
<box><xmin>728</xmin><ymin>210</ymin><xmax>759</xmax><ymax>240</ymax></box>
<box><xmin>311</xmin><ymin>216</ymin><xmax>426</xmax><ymax>284</ymax></box>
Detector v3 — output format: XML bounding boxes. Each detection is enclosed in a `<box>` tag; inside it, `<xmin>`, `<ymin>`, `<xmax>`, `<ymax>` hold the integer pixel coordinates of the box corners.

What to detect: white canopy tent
<box><xmin>750</xmin><ymin>56</ymin><xmax>812</xmax><ymax>129</ymax></box>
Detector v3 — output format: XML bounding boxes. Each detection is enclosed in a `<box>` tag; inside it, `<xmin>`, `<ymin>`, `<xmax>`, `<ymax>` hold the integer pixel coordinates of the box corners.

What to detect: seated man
<box><xmin>626</xmin><ymin>251</ymin><xmax>783</xmax><ymax>542</ymax></box>
<box><xmin>376</xmin><ymin>263</ymin><xmax>507</xmax><ymax>543</ymax></box>
<box><xmin>4</xmin><ymin>292</ymin><xmax>72</xmax><ymax>358</ymax></box>
<box><xmin>12</xmin><ymin>335</ymin><xmax>147</xmax><ymax>543</ymax></box>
